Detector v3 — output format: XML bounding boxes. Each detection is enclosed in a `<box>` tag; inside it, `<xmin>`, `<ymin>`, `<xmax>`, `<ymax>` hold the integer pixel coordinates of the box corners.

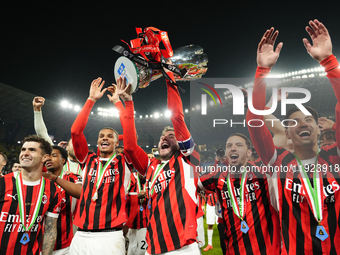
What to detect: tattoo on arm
<box><xmin>42</xmin><ymin>216</ymin><xmax>57</xmax><ymax>255</ymax></box>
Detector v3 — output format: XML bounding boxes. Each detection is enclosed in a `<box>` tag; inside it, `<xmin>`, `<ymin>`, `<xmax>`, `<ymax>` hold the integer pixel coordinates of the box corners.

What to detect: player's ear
<box><xmin>246</xmin><ymin>149</ymin><xmax>252</xmax><ymax>159</ymax></box>
<box><xmin>285</xmin><ymin>129</ymin><xmax>291</xmax><ymax>140</ymax></box>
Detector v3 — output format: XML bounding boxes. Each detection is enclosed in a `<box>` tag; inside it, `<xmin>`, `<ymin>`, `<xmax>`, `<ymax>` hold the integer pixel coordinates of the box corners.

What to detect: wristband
<box><xmin>53</xmin><ymin>176</ymin><xmax>58</xmax><ymax>182</ymax></box>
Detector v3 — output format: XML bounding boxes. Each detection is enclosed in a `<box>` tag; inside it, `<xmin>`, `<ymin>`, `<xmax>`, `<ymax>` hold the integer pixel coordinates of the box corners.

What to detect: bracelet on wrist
<box><xmin>53</xmin><ymin>176</ymin><xmax>58</xmax><ymax>182</ymax></box>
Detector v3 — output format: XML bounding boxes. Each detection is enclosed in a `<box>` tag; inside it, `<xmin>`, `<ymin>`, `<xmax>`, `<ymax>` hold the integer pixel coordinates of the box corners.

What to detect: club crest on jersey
<box><xmin>42</xmin><ymin>195</ymin><xmax>48</xmax><ymax>204</ymax></box>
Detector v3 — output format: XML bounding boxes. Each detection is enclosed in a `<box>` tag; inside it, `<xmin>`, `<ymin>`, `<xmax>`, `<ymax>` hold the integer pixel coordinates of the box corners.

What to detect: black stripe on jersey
<box><xmin>291</xmin><ymin>177</ymin><xmax>305</xmax><ymax>255</ymax></box>
<box><xmin>325</xmin><ymin>179</ymin><xmax>337</xmax><ymax>255</ymax></box>
<box><xmin>280</xmin><ymin>177</ymin><xmax>290</xmax><ymax>252</ymax></box>
<box><xmin>223</xmin><ymin>178</ymin><xmax>241</xmax><ymax>255</ymax></box>
<box><xmin>153</xmin><ymin>204</ymin><xmax>167</xmax><ymax>253</ymax></box>
<box><xmin>80</xmin><ymin>157</ymin><xmax>93</xmax><ymax>230</ymax></box>
<box><xmin>116</xmin><ymin>157</ymin><xmax>123</xmax><ymax>218</ymax></box>
<box><xmin>174</xmin><ymin>154</ymin><xmax>186</xmax><ymax>229</ymax></box>
<box><xmin>251</xmin><ymin>179</ymin><xmax>266</xmax><ymax>255</ymax></box>
<box><xmin>163</xmin><ymin>178</ymin><xmax>180</xmax><ymax>250</ymax></box>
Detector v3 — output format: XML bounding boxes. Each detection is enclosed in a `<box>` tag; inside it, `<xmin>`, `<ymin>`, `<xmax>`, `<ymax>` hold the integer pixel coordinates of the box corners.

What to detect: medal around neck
<box><xmin>20</xmin><ymin>233</ymin><xmax>30</xmax><ymax>245</ymax></box>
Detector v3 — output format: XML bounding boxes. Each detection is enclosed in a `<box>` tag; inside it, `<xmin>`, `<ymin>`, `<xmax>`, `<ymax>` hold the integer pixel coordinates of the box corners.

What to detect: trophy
<box><xmin>113</xmin><ymin>27</ymin><xmax>208</xmax><ymax>94</ymax></box>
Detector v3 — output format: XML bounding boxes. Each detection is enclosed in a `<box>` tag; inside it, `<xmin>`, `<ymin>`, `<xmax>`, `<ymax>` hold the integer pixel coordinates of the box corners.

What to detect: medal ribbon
<box><xmin>295</xmin><ymin>152</ymin><xmax>324</xmax><ymax>223</ymax></box>
<box><xmin>66</xmin><ymin>160</ymin><xmax>81</xmax><ymax>175</ymax></box>
<box><xmin>149</xmin><ymin>162</ymin><xmax>167</xmax><ymax>196</ymax></box>
<box><xmin>136</xmin><ymin>173</ymin><xmax>146</xmax><ymax>193</ymax></box>
<box><xmin>95</xmin><ymin>153</ymin><xmax>116</xmax><ymax>192</ymax></box>
<box><xmin>226</xmin><ymin>171</ymin><xmax>248</xmax><ymax>220</ymax></box>
<box><xmin>15</xmin><ymin>172</ymin><xmax>45</xmax><ymax>232</ymax></box>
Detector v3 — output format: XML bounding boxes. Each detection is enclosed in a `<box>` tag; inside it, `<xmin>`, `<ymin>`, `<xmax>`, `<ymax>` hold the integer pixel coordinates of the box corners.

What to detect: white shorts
<box><xmin>127</xmin><ymin>228</ymin><xmax>147</xmax><ymax>255</ymax></box>
<box><xmin>52</xmin><ymin>247</ymin><xmax>70</xmax><ymax>255</ymax></box>
<box><xmin>196</xmin><ymin>216</ymin><xmax>205</xmax><ymax>248</ymax></box>
<box><xmin>69</xmin><ymin>230</ymin><xmax>125</xmax><ymax>255</ymax></box>
<box><xmin>145</xmin><ymin>242</ymin><xmax>200</xmax><ymax>255</ymax></box>
<box><xmin>206</xmin><ymin>204</ymin><xmax>217</xmax><ymax>225</ymax></box>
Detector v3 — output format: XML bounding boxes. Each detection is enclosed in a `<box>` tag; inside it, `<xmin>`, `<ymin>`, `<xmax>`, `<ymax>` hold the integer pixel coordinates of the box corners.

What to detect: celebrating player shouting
<box><xmin>120</xmin><ymin>70</ymin><xmax>200</xmax><ymax>254</ymax></box>
<box><xmin>198</xmin><ymin>133</ymin><xmax>280</xmax><ymax>255</ymax></box>
<box><xmin>247</xmin><ymin>20</ymin><xmax>340</xmax><ymax>254</ymax></box>
<box><xmin>67</xmin><ymin>77</ymin><xmax>131</xmax><ymax>254</ymax></box>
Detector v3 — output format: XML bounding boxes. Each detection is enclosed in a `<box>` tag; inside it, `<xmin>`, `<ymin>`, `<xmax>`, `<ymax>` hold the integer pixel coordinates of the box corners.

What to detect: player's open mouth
<box><xmin>230</xmin><ymin>154</ymin><xmax>239</xmax><ymax>162</ymax></box>
<box><xmin>161</xmin><ymin>143</ymin><xmax>170</xmax><ymax>149</ymax></box>
<box><xmin>101</xmin><ymin>142</ymin><xmax>110</xmax><ymax>148</ymax></box>
<box><xmin>298</xmin><ymin>130</ymin><xmax>311</xmax><ymax>138</ymax></box>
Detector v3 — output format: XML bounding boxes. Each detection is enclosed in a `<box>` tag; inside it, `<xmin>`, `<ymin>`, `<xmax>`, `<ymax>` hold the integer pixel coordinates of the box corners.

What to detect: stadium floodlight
<box><xmin>140</xmin><ymin>115</ymin><xmax>143</xmax><ymax>119</ymax></box>
<box><xmin>146</xmin><ymin>115</ymin><xmax>149</xmax><ymax>118</ymax></box>
<box><xmin>60</xmin><ymin>100</ymin><xmax>69</xmax><ymax>108</ymax></box>
<box><xmin>165</xmin><ymin>110</ymin><xmax>172</xmax><ymax>117</ymax></box>
<box><xmin>154</xmin><ymin>112</ymin><xmax>160</xmax><ymax>118</ymax></box>
<box><xmin>74</xmin><ymin>105</ymin><xmax>81</xmax><ymax>112</ymax></box>
<box><xmin>185</xmin><ymin>109</ymin><xmax>189</xmax><ymax>113</ymax></box>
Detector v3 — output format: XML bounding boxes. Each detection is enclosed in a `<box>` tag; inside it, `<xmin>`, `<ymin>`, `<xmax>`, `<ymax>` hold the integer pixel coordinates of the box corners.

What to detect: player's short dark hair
<box><xmin>52</xmin><ymin>145</ymin><xmax>68</xmax><ymax>165</ymax></box>
<box><xmin>228</xmin><ymin>133</ymin><xmax>252</xmax><ymax>150</ymax></box>
<box><xmin>0</xmin><ymin>152</ymin><xmax>8</xmax><ymax>162</ymax></box>
<box><xmin>320</xmin><ymin>130</ymin><xmax>336</xmax><ymax>142</ymax></box>
<box><xmin>22</xmin><ymin>135</ymin><xmax>52</xmax><ymax>155</ymax></box>
<box><xmin>284</xmin><ymin>106</ymin><xmax>318</xmax><ymax>128</ymax></box>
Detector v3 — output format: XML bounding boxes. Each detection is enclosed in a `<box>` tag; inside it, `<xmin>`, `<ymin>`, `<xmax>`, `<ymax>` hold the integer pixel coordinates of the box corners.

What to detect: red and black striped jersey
<box><xmin>126</xmin><ymin>172</ymin><xmax>147</xmax><ymax>229</ymax></box>
<box><xmin>269</xmin><ymin>145</ymin><xmax>340</xmax><ymax>255</ymax></box>
<box><xmin>123</xmin><ymin>72</ymin><xmax>200</xmax><ymax>254</ymax></box>
<box><xmin>54</xmin><ymin>173</ymin><xmax>82</xmax><ymax>250</ymax></box>
<box><xmin>144</xmin><ymin>150</ymin><xmax>199</xmax><ymax>254</ymax></box>
<box><xmin>0</xmin><ymin>173</ymin><xmax>60</xmax><ymax>255</ymax></box>
<box><xmin>206</xmin><ymin>192</ymin><xmax>217</xmax><ymax>206</ymax></box>
<box><xmin>199</xmin><ymin>161</ymin><xmax>281</xmax><ymax>255</ymax></box>
<box><xmin>247</xmin><ymin>54</ymin><xmax>340</xmax><ymax>255</ymax></box>
<box><xmin>73</xmin><ymin>152</ymin><xmax>131</xmax><ymax>230</ymax></box>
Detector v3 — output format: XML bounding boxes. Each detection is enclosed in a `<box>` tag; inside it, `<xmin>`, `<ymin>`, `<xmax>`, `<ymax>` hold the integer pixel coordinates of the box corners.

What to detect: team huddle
<box><xmin>1</xmin><ymin>19</ymin><xmax>340</xmax><ymax>255</ymax></box>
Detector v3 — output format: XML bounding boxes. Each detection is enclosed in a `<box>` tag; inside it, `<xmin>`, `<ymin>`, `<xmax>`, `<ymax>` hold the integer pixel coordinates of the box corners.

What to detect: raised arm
<box><xmin>116</xmin><ymin>77</ymin><xmax>149</xmax><ymax>175</ymax></box>
<box><xmin>71</xmin><ymin>78</ymin><xmax>107</xmax><ymax>162</ymax></box>
<box><xmin>303</xmin><ymin>19</ymin><xmax>340</xmax><ymax>149</ymax></box>
<box><xmin>246</xmin><ymin>28</ymin><xmax>283</xmax><ymax>165</ymax></box>
<box><xmin>263</xmin><ymin>88</ymin><xmax>290</xmax><ymax>149</ymax></box>
<box><xmin>33</xmin><ymin>97</ymin><xmax>53</xmax><ymax>145</ymax></box>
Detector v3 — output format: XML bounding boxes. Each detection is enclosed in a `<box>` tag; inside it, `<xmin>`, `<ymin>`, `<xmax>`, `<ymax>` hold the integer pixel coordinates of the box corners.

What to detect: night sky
<box><xmin>1</xmin><ymin>1</ymin><xmax>340</xmax><ymax>115</ymax></box>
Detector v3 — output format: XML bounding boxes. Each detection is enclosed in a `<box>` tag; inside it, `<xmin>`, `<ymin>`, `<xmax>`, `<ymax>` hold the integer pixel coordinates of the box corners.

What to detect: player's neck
<box><xmin>21</xmin><ymin>169</ymin><xmax>42</xmax><ymax>182</ymax></box>
<box><xmin>294</xmin><ymin>144</ymin><xmax>318</xmax><ymax>160</ymax></box>
<box><xmin>99</xmin><ymin>151</ymin><xmax>115</xmax><ymax>159</ymax></box>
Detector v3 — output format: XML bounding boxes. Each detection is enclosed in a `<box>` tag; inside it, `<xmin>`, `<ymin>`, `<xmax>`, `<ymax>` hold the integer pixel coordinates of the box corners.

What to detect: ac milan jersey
<box><xmin>247</xmin><ymin>54</ymin><xmax>340</xmax><ymax>255</ymax></box>
<box><xmin>199</xmin><ymin>161</ymin><xmax>281</xmax><ymax>255</ymax></box>
<box><xmin>73</xmin><ymin>152</ymin><xmax>131</xmax><ymax>230</ymax></box>
<box><xmin>145</xmin><ymin>150</ymin><xmax>199</xmax><ymax>254</ymax></box>
<box><xmin>123</xmin><ymin>72</ymin><xmax>200</xmax><ymax>254</ymax></box>
<box><xmin>267</xmin><ymin>145</ymin><xmax>340</xmax><ymax>255</ymax></box>
<box><xmin>0</xmin><ymin>173</ymin><xmax>60</xmax><ymax>255</ymax></box>
<box><xmin>206</xmin><ymin>192</ymin><xmax>217</xmax><ymax>206</ymax></box>
<box><xmin>55</xmin><ymin>173</ymin><xmax>82</xmax><ymax>250</ymax></box>
<box><xmin>126</xmin><ymin>172</ymin><xmax>147</xmax><ymax>229</ymax></box>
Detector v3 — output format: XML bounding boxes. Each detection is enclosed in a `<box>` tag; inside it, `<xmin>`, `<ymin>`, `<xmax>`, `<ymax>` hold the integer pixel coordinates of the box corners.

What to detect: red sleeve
<box><xmin>123</xmin><ymin>101</ymin><xmax>149</xmax><ymax>175</ymax></box>
<box><xmin>321</xmin><ymin>55</ymin><xmax>340</xmax><ymax>150</ymax></box>
<box><xmin>71</xmin><ymin>99</ymin><xmax>93</xmax><ymax>163</ymax></box>
<box><xmin>246</xmin><ymin>67</ymin><xmax>276</xmax><ymax>166</ymax></box>
<box><xmin>166</xmin><ymin>72</ymin><xmax>195</xmax><ymax>155</ymax></box>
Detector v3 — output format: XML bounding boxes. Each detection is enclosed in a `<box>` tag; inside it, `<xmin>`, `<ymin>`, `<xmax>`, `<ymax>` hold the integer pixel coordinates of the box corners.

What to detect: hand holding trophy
<box><xmin>112</xmin><ymin>27</ymin><xmax>208</xmax><ymax>94</ymax></box>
